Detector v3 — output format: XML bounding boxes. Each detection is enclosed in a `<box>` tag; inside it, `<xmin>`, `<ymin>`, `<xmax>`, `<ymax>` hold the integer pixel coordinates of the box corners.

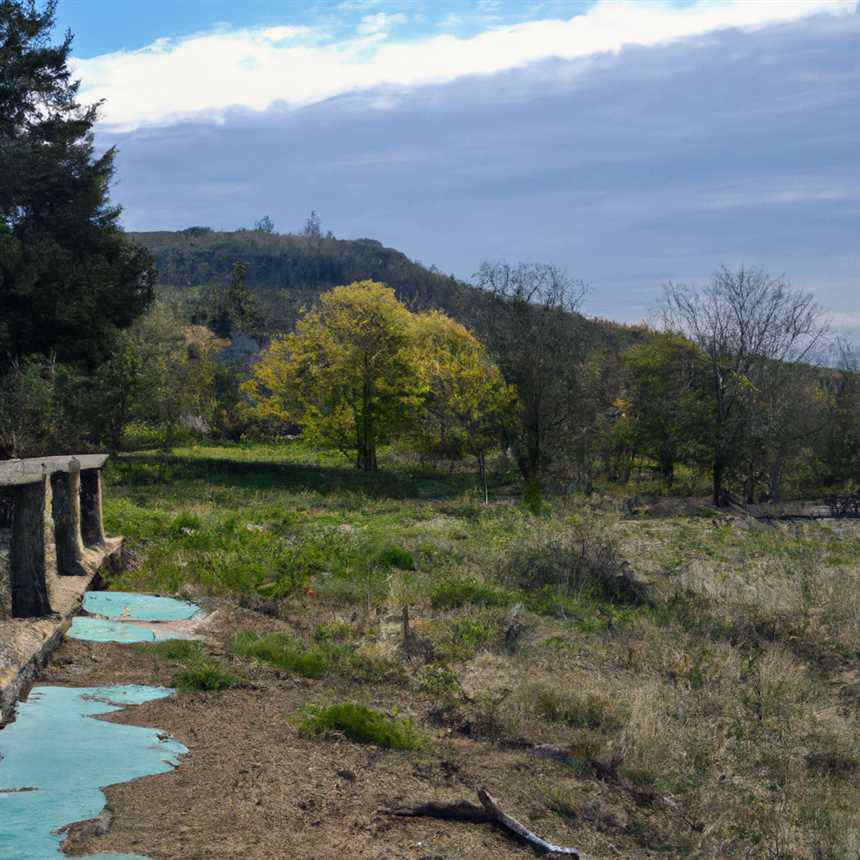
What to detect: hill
<box><xmin>129</xmin><ymin>228</ymin><xmax>645</xmax><ymax>351</ymax></box>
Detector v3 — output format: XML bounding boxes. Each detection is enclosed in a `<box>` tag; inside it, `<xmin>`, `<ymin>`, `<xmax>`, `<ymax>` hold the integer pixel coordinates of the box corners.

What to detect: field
<box><xmin>49</xmin><ymin>441</ymin><xmax>860</xmax><ymax>859</ymax></box>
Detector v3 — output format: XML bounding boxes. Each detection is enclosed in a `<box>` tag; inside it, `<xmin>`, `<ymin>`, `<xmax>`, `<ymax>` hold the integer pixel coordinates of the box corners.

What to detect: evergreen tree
<box><xmin>0</xmin><ymin>0</ymin><xmax>154</xmax><ymax>369</ymax></box>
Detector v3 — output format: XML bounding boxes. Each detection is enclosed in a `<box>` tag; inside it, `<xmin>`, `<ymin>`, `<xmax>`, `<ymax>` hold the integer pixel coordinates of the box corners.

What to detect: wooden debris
<box><xmin>478</xmin><ymin>789</ymin><xmax>587</xmax><ymax>857</ymax></box>
<box><xmin>388</xmin><ymin>788</ymin><xmax>589</xmax><ymax>858</ymax></box>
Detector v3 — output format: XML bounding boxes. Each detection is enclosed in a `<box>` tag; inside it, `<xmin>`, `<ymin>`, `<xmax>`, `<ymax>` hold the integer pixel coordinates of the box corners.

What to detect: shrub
<box><xmin>499</xmin><ymin>515</ymin><xmax>645</xmax><ymax>605</ymax></box>
<box><xmin>173</xmin><ymin>660</ymin><xmax>242</xmax><ymax>692</ymax></box>
<box><xmin>372</xmin><ymin>543</ymin><xmax>415</xmax><ymax>570</ymax></box>
<box><xmin>294</xmin><ymin>702</ymin><xmax>426</xmax><ymax>750</ymax></box>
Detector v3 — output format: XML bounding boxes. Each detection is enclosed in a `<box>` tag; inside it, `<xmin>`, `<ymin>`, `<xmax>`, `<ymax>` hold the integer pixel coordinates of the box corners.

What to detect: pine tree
<box><xmin>0</xmin><ymin>0</ymin><xmax>154</xmax><ymax>369</ymax></box>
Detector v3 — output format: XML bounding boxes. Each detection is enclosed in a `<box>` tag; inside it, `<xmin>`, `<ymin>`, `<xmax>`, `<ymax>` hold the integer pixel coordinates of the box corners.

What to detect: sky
<box><xmin>56</xmin><ymin>0</ymin><xmax>860</xmax><ymax>333</ymax></box>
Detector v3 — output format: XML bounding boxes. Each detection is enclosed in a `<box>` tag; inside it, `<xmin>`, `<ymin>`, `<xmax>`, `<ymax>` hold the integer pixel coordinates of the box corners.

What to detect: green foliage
<box><xmin>521</xmin><ymin>479</ymin><xmax>545</xmax><ymax>515</ymax></box>
<box><xmin>173</xmin><ymin>660</ymin><xmax>242</xmax><ymax>692</ymax></box>
<box><xmin>231</xmin><ymin>631</ymin><xmax>328</xmax><ymax>678</ymax></box>
<box><xmin>141</xmin><ymin>639</ymin><xmax>205</xmax><ymax>661</ymax></box>
<box><xmin>243</xmin><ymin>281</ymin><xmax>426</xmax><ymax>471</ymax></box>
<box><xmin>428</xmin><ymin>611</ymin><xmax>505</xmax><ymax>662</ymax></box>
<box><xmin>621</xmin><ymin>333</ymin><xmax>711</xmax><ymax>487</ymax></box>
<box><xmin>430</xmin><ymin>577</ymin><xmax>514</xmax><ymax>609</ymax></box>
<box><xmin>0</xmin><ymin>1</ymin><xmax>154</xmax><ymax>370</ymax></box>
<box><xmin>371</xmin><ymin>543</ymin><xmax>415</xmax><ymax>570</ymax></box>
<box><xmin>294</xmin><ymin>702</ymin><xmax>426</xmax><ymax>750</ymax></box>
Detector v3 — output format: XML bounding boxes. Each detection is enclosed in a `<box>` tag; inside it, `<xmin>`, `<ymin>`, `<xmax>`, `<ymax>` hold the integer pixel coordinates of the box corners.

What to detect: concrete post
<box><xmin>51</xmin><ymin>461</ymin><xmax>88</xmax><ymax>576</ymax></box>
<box><xmin>10</xmin><ymin>477</ymin><xmax>53</xmax><ymax>618</ymax></box>
<box><xmin>80</xmin><ymin>469</ymin><xmax>106</xmax><ymax>547</ymax></box>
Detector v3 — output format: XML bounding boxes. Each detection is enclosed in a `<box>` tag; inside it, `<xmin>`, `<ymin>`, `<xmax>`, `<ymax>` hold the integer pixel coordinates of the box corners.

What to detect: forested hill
<box><xmin>130</xmin><ymin>228</ymin><xmax>469</xmax><ymax>332</ymax></box>
<box><xmin>129</xmin><ymin>227</ymin><xmax>643</xmax><ymax>350</ymax></box>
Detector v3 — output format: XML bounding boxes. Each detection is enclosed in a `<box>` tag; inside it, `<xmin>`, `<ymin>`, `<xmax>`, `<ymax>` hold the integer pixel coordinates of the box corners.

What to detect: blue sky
<box><xmin>58</xmin><ymin>0</ymin><xmax>859</xmax><ymax>333</ymax></box>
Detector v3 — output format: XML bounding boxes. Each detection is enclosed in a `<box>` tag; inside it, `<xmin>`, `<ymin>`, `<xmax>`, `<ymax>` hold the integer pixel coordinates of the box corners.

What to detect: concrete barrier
<box><xmin>0</xmin><ymin>455</ymin><xmax>123</xmax><ymax>721</ymax></box>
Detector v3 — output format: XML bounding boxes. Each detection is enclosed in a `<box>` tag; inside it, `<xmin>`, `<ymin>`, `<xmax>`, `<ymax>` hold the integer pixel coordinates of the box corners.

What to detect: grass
<box><xmin>294</xmin><ymin>702</ymin><xmax>426</xmax><ymax>750</ymax></box>
<box><xmin>101</xmin><ymin>440</ymin><xmax>860</xmax><ymax>859</ymax></box>
<box><xmin>139</xmin><ymin>639</ymin><xmax>205</xmax><ymax>661</ymax></box>
<box><xmin>231</xmin><ymin>630</ymin><xmax>329</xmax><ymax>678</ymax></box>
<box><xmin>173</xmin><ymin>660</ymin><xmax>243</xmax><ymax>692</ymax></box>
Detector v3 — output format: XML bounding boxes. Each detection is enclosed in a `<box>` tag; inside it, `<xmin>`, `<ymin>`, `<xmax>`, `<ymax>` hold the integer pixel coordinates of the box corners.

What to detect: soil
<box><xmin>30</xmin><ymin>601</ymin><xmax>659</xmax><ymax>860</ymax></box>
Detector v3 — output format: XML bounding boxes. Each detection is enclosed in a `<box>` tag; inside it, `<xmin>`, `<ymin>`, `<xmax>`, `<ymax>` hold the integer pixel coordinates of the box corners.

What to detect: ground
<box><xmin>34</xmin><ymin>442</ymin><xmax>860</xmax><ymax>859</ymax></box>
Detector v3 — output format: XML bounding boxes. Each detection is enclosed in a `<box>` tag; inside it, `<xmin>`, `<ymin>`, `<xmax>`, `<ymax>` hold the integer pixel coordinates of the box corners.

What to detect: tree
<box><xmin>0</xmin><ymin>0</ymin><xmax>154</xmax><ymax>369</ymax></box>
<box><xmin>621</xmin><ymin>333</ymin><xmax>710</xmax><ymax>488</ymax></box>
<box><xmin>414</xmin><ymin>311</ymin><xmax>518</xmax><ymax>500</ymax></box>
<box><xmin>243</xmin><ymin>281</ymin><xmax>425</xmax><ymax>471</ymax></box>
<box><xmin>821</xmin><ymin>338</ymin><xmax>860</xmax><ymax>486</ymax></box>
<box><xmin>473</xmin><ymin>261</ymin><xmax>587</xmax><ymax>479</ymax></box>
<box><xmin>212</xmin><ymin>260</ymin><xmax>258</xmax><ymax>337</ymax></box>
<box><xmin>661</xmin><ymin>266</ymin><xmax>827</xmax><ymax>506</ymax></box>
<box><xmin>254</xmin><ymin>215</ymin><xmax>275</xmax><ymax>234</ymax></box>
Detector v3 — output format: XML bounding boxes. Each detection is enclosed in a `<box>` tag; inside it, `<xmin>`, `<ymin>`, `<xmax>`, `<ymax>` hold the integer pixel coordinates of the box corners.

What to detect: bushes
<box><xmin>499</xmin><ymin>514</ymin><xmax>646</xmax><ymax>605</ymax></box>
<box><xmin>294</xmin><ymin>702</ymin><xmax>426</xmax><ymax>750</ymax></box>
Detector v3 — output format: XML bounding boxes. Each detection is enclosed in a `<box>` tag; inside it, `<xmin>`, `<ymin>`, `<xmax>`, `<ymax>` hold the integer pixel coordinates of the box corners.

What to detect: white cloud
<box><xmin>357</xmin><ymin>12</ymin><xmax>407</xmax><ymax>35</ymax></box>
<box><xmin>72</xmin><ymin>0</ymin><xmax>856</xmax><ymax>129</ymax></box>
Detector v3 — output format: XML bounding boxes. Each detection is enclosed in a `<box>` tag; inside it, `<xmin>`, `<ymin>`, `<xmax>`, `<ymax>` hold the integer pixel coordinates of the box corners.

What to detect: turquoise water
<box><xmin>82</xmin><ymin>592</ymin><xmax>200</xmax><ymax>622</ymax></box>
<box><xmin>0</xmin><ymin>684</ymin><xmax>186</xmax><ymax>860</ymax></box>
<box><xmin>67</xmin><ymin>618</ymin><xmax>156</xmax><ymax>644</ymax></box>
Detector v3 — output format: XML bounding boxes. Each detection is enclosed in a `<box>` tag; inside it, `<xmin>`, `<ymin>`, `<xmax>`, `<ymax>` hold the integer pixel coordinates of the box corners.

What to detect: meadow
<box><xmin>96</xmin><ymin>440</ymin><xmax>860</xmax><ymax>859</ymax></box>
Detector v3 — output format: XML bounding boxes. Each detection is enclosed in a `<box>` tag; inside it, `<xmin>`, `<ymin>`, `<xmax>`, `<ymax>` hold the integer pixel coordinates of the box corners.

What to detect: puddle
<box><xmin>67</xmin><ymin>618</ymin><xmax>156</xmax><ymax>644</ymax></box>
<box><xmin>68</xmin><ymin>592</ymin><xmax>203</xmax><ymax>644</ymax></box>
<box><xmin>81</xmin><ymin>592</ymin><xmax>200</xmax><ymax>622</ymax></box>
<box><xmin>0</xmin><ymin>684</ymin><xmax>185</xmax><ymax>860</ymax></box>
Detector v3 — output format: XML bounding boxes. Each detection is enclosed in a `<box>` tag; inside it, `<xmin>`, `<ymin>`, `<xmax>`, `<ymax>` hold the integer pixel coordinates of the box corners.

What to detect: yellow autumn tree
<box><xmin>242</xmin><ymin>281</ymin><xmax>425</xmax><ymax>471</ymax></box>
<box><xmin>414</xmin><ymin>311</ymin><xmax>519</xmax><ymax>500</ymax></box>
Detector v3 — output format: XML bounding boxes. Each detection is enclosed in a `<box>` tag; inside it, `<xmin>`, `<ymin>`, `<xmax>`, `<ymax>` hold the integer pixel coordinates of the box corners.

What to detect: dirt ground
<box><xmin>35</xmin><ymin>602</ymin><xmax>656</xmax><ymax>860</ymax></box>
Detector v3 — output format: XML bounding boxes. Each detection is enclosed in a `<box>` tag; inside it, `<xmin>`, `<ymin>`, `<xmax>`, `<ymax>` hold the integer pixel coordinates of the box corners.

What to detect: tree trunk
<box><xmin>478</xmin><ymin>452</ymin><xmax>489</xmax><ymax>504</ymax></box>
<box><xmin>713</xmin><ymin>457</ymin><xmax>724</xmax><ymax>507</ymax></box>
<box><xmin>769</xmin><ymin>456</ymin><xmax>784</xmax><ymax>504</ymax></box>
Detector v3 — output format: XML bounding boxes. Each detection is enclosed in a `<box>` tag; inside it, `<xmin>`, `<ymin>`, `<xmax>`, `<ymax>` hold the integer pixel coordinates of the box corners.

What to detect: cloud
<box><xmin>102</xmin><ymin>12</ymin><xmax>860</xmax><ymax>327</ymax></box>
<box><xmin>73</xmin><ymin>0</ymin><xmax>856</xmax><ymax>129</ymax></box>
<box><xmin>357</xmin><ymin>12</ymin><xmax>407</xmax><ymax>36</ymax></box>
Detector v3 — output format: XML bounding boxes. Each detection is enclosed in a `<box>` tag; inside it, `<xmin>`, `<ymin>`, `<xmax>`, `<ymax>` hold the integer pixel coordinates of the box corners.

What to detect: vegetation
<box><xmin>97</xmin><ymin>441</ymin><xmax>859</xmax><ymax>857</ymax></box>
<box><xmin>294</xmin><ymin>702</ymin><xmax>426</xmax><ymax>751</ymax></box>
<box><xmin>0</xmin><ymin>0</ymin><xmax>153</xmax><ymax>407</ymax></box>
<box><xmin>172</xmin><ymin>660</ymin><xmax>243</xmax><ymax>693</ymax></box>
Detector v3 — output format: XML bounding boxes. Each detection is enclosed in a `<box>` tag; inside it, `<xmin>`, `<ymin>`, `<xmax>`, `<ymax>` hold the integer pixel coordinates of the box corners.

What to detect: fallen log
<box><xmin>389</xmin><ymin>787</ymin><xmax>589</xmax><ymax>858</ymax></box>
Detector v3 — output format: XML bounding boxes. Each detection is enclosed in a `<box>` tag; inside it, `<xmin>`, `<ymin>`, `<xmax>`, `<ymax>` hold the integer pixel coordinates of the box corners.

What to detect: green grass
<box><xmin>294</xmin><ymin>702</ymin><xmax>426</xmax><ymax>750</ymax></box>
<box><xmin>231</xmin><ymin>630</ymin><xmax>329</xmax><ymax>678</ymax></box>
<box><xmin>100</xmin><ymin>440</ymin><xmax>860</xmax><ymax>859</ymax></box>
<box><xmin>173</xmin><ymin>659</ymin><xmax>243</xmax><ymax>692</ymax></box>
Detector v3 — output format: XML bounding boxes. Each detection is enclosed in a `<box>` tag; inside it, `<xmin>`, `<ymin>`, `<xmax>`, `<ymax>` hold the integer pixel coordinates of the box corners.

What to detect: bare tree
<box><xmin>473</xmin><ymin>261</ymin><xmax>587</xmax><ymax>479</ymax></box>
<box><xmin>661</xmin><ymin>265</ymin><xmax>828</xmax><ymax>506</ymax></box>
